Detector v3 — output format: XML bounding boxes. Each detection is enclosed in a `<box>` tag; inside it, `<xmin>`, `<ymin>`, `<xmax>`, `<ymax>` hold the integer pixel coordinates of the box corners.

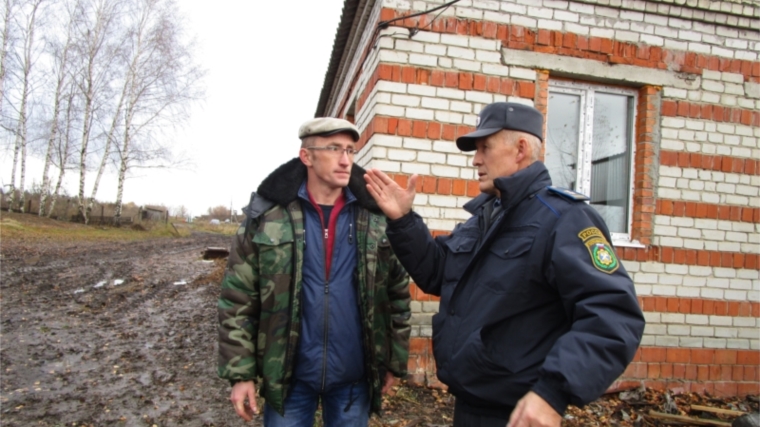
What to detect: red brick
<box><xmin>412</xmin><ymin>120</ymin><xmax>426</xmax><ymax>138</ymax></box>
<box><xmin>715</xmin><ymin>350</ymin><xmax>737</xmax><ymax>365</ymax></box>
<box><xmin>691</xmin><ymin>349</ymin><xmax>714</xmax><ymax>364</ymax></box>
<box><xmin>421</xmin><ymin>176</ymin><xmax>436</xmax><ymax>193</ymax></box>
<box><xmin>459</xmin><ymin>72</ymin><xmax>473</xmax><ymax>90</ymax></box>
<box><xmin>431</xmin><ymin>70</ymin><xmax>445</xmax><ymax>86</ymax></box>
<box><xmin>473</xmin><ymin>74</ymin><xmax>486</xmax><ymax>91</ymax></box>
<box><xmin>397</xmin><ymin>119</ymin><xmax>412</xmax><ymax>136</ymax></box>
<box><xmin>661</xmin><ymin>100</ymin><xmax>677</xmax><ymax>116</ymax></box>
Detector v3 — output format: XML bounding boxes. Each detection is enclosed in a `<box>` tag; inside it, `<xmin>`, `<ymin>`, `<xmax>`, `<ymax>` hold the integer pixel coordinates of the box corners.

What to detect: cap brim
<box><xmin>316</xmin><ymin>128</ymin><xmax>360</xmax><ymax>142</ymax></box>
<box><xmin>455</xmin><ymin>127</ymin><xmax>502</xmax><ymax>151</ymax></box>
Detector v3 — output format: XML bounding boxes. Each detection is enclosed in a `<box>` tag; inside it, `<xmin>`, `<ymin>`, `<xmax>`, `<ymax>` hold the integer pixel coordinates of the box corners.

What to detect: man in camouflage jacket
<box><xmin>218</xmin><ymin>118</ymin><xmax>411</xmax><ymax>426</ymax></box>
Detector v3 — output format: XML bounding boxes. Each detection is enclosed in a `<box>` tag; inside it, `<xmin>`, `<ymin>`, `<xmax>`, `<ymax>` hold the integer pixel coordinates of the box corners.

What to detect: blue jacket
<box><xmin>386</xmin><ymin>161</ymin><xmax>645</xmax><ymax>414</ymax></box>
<box><xmin>293</xmin><ymin>182</ymin><xmax>365</xmax><ymax>391</ymax></box>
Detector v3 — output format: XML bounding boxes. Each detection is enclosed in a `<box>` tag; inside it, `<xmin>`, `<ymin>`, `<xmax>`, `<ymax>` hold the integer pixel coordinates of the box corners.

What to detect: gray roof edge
<box><xmin>315</xmin><ymin>0</ymin><xmax>364</xmax><ymax>118</ymax></box>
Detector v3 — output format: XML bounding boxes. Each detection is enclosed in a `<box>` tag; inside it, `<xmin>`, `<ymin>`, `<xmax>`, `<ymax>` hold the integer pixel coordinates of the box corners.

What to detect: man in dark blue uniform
<box><xmin>364</xmin><ymin>102</ymin><xmax>645</xmax><ymax>427</ymax></box>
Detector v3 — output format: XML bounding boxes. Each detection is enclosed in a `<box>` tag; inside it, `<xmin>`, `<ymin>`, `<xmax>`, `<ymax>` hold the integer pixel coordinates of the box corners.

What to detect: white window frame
<box><xmin>547</xmin><ymin>80</ymin><xmax>638</xmax><ymax>245</ymax></box>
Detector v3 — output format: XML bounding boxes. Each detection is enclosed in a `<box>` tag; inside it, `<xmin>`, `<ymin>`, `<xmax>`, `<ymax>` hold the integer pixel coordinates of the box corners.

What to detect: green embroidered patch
<box><xmin>578</xmin><ymin>227</ymin><xmax>619</xmax><ymax>274</ymax></box>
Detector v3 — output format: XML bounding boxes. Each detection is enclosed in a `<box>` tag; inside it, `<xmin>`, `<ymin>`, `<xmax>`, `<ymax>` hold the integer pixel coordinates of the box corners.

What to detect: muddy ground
<box><xmin>1</xmin><ymin>215</ymin><xmax>756</xmax><ymax>427</ymax></box>
<box><xmin>0</xmin><ymin>219</ymin><xmax>458</xmax><ymax>427</ymax></box>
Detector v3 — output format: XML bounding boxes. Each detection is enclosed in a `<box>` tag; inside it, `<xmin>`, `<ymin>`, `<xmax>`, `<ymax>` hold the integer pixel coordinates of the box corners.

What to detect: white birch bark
<box><xmin>40</xmin><ymin>4</ymin><xmax>74</xmax><ymax>216</ymax></box>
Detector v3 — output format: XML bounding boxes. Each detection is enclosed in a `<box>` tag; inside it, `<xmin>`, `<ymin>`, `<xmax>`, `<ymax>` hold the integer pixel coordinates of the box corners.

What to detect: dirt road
<box><xmin>1</xmin><ymin>231</ymin><xmax>244</xmax><ymax>426</ymax></box>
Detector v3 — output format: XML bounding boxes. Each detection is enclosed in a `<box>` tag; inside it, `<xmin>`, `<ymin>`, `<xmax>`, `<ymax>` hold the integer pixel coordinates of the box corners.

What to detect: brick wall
<box><xmin>322</xmin><ymin>0</ymin><xmax>759</xmax><ymax>396</ymax></box>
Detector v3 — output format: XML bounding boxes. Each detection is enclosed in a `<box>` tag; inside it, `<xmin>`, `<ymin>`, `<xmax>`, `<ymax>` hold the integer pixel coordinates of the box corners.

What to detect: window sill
<box><xmin>612</xmin><ymin>239</ymin><xmax>646</xmax><ymax>249</ymax></box>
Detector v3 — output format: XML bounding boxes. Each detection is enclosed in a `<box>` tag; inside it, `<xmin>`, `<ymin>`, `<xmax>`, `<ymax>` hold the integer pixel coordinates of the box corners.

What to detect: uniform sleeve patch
<box><xmin>578</xmin><ymin>227</ymin><xmax>619</xmax><ymax>274</ymax></box>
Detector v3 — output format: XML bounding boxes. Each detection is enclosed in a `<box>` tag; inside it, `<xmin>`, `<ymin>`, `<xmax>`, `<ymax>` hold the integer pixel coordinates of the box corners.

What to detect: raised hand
<box><xmin>364</xmin><ymin>169</ymin><xmax>418</xmax><ymax>220</ymax></box>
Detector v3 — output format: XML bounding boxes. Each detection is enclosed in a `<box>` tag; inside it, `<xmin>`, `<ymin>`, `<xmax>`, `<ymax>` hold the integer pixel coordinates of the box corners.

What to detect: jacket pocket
<box><xmin>443</xmin><ymin>233</ymin><xmax>478</xmax><ymax>283</ymax></box>
<box><xmin>252</xmin><ymin>232</ymin><xmax>295</xmax><ymax>277</ymax></box>
<box><xmin>481</xmin><ymin>236</ymin><xmax>534</xmax><ymax>295</ymax></box>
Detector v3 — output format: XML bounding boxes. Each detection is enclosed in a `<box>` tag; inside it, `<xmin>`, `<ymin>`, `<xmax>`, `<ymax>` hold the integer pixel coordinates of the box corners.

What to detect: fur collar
<box><xmin>256</xmin><ymin>157</ymin><xmax>380</xmax><ymax>213</ymax></box>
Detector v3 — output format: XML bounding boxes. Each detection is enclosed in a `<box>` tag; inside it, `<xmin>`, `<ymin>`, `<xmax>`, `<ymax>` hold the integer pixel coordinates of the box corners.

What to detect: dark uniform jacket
<box><xmin>386</xmin><ymin>161</ymin><xmax>645</xmax><ymax>414</ymax></box>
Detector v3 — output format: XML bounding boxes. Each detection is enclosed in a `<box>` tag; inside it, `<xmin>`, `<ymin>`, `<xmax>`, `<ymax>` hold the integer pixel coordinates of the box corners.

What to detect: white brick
<box><xmin>431</xmin><ymin>165</ymin><xmax>461</xmax><ymax>178</ymax></box>
<box><xmin>377</xmin><ymin>81</ymin><xmax>408</xmax><ymax>94</ymax></box>
<box><xmin>476</xmin><ymin>50</ymin><xmax>501</xmax><ymax>63</ymax></box>
<box><xmin>408</xmin><ymin>84</ymin><xmax>436</xmax><ymax>97</ymax></box>
<box><xmin>680</xmin><ymin>337</ymin><xmax>704</xmax><ymax>348</ymax></box>
<box><xmin>483</xmin><ymin>10</ymin><xmax>511</xmax><ymax>24</ymax></box>
<box><xmin>465</xmin><ymin>91</ymin><xmax>493</xmax><ymax>104</ymax></box>
<box><xmin>401</xmin><ymin>162</ymin><xmax>429</xmax><ymax>175</ymax></box>
<box><xmin>440</xmin><ymin>34</ymin><xmax>470</xmax><ymax>47</ymax></box>
<box><xmin>417</xmin><ymin>151</ymin><xmax>446</xmax><ymax>164</ymax></box>
<box><xmin>406</xmin><ymin>108</ymin><xmax>434</xmax><ymax>120</ymax></box>
<box><xmin>469</xmin><ymin>38</ymin><xmax>498</xmax><ymax>50</ymax></box>
<box><xmin>482</xmin><ymin>63</ymin><xmax>510</xmax><ymax>76</ymax></box>
<box><xmin>400</xmin><ymin>138</ymin><xmax>429</xmax><ymax>152</ymax></box>
<box><xmin>395</xmin><ymin>39</ymin><xmax>424</xmax><ymax>53</ymax></box>
<box><xmin>372</xmin><ymin>134</ymin><xmax>403</xmax><ymax>148</ymax></box>
<box><xmin>527</xmin><ymin>6</ymin><xmax>553</xmax><ymax>19</ymax></box>
<box><xmin>421</xmin><ymin>97</ymin><xmax>449</xmax><ymax>110</ymax></box>
<box><xmin>425</xmin><ymin>44</ymin><xmax>447</xmax><ymax>56</ymax></box>
<box><xmin>409</xmin><ymin>53</ymin><xmax>438</xmax><ymax>67</ymax></box>
<box><xmin>437</xmin><ymin>87</ymin><xmax>465</xmax><ymax>100</ymax></box>
<box><xmin>511</xmin><ymin>15</ymin><xmax>537</xmax><ymax>28</ymax></box>
<box><xmin>434</xmin><ymin>110</ymin><xmax>463</xmax><ymax>124</ymax></box>
<box><xmin>411</xmin><ymin>31</ymin><xmax>439</xmax><ymax>44</ymax></box>
<box><xmin>668</xmin><ymin>325</ymin><xmax>691</xmax><ymax>336</ymax></box>
<box><xmin>450</xmin><ymin>101</ymin><xmax>472</xmax><ymax>113</ymax></box>
<box><xmin>379</xmin><ymin>50</ymin><xmax>409</xmax><ymax>64</ymax></box>
<box><xmin>388</xmin><ymin>149</ymin><xmax>417</xmax><ymax>161</ymax></box>
<box><xmin>375</xmin><ymin>104</ymin><xmax>405</xmax><ymax>117</ymax></box>
<box><xmin>391</xmin><ymin>94</ymin><xmax>420</xmax><ymax>107</ymax></box>
<box><xmin>448</xmin><ymin>46</ymin><xmax>475</xmax><ymax>60</ymax></box>
<box><xmin>538</xmin><ymin>18</ymin><xmax>563</xmax><ymax>30</ymax></box>
<box><xmin>453</xmin><ymin>59</ymin><xmax>480</xmax><ymax>72</ymax></box>
<box><xmin>692</xmin><ymin>327</ymin><xmax>715</xmax><ymax>337</ymax></box>
<box><xmin>368</xmin><ymin>160</ymin><xmax>401</xmax><ymax>172</ymax></box>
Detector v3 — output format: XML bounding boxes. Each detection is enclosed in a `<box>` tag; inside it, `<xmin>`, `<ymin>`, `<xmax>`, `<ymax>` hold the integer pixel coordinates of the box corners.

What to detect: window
<box><xmin>546</xmin><ymin>81</ymin><xmax>637</xmax><ymax>242</ymax></box>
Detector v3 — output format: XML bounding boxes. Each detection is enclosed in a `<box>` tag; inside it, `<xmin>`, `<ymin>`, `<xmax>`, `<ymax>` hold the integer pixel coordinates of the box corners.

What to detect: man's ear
<box><xmin>515</xmin><ymin>137</ymin><xmax>529</xmax><ymax>163</ymax></box>
<box><xmin>299</xmin><ymin>148</ymin><xmax>312</xmax><ymax>167</ymax></box>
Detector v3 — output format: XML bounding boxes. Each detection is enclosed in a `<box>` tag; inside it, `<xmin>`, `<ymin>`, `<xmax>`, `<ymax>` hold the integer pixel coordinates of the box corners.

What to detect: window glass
<box><xmin>590</xmin><ymin>92</ymin><xmax>633</xmax><ymax>234</ymax></box>
<box><xmin>546</xmin><ymin>82</ymin><xmax>637</xmax><ymax>240</ymax></box>
<box><xmin>546</xmin><ymin>92</ymin><xmax>581</xmax><ymax>190</ymax></box>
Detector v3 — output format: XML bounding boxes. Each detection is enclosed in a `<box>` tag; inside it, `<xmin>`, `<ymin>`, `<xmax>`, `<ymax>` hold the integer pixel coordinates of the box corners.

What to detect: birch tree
<box><xmin>39</xmin><ymin>0</ymin><xmax>75</xmax><ymax>216</ymax></box>
<box><xmin>0</xmin><ymin>0</ymin><xmax>15</xmax><ymax>121</ymax></box>
<box><xmin>47</xmin><ymin>87</ymin><xmax>77</xmax><ymax>217</ymax></box>
<box><xmin>70</xmin><ymin>0</ymin><xmax>121</xmax><ymax>223</ymax></box>
<box><xmin>7</xmin><ymin>0</ymin><xmax>43</xmax><ymax>213</ymax></box>
<box><xmin>112</xmin><ymin>0</ymin><xmax>203</xmax><ymax>222</ymax></box>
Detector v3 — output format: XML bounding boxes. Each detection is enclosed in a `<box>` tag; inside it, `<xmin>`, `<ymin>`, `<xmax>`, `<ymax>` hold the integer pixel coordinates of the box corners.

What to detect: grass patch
<box><xmin>0</xmin><ymin>211</ymin><xmax>196</xmax><ymax>242</ymax></box>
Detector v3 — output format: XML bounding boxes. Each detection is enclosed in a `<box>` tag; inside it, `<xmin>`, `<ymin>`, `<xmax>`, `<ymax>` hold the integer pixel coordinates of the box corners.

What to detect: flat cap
<box><xmin>456</xmin><ymin>102</ymin><xmax>544</xmax><ymax>151</ymax></box>
<box><xmin>298</xmin><ymin>117</ymin><xmax>360</xmax><ymax>142</ymax></box>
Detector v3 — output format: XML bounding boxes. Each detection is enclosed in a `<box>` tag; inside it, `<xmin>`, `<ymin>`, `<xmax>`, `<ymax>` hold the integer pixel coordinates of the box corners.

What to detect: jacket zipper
<box><xmin>321</xmin><ymin>212</ymin><xmax>330</xmax><ymax>392</ymax></box>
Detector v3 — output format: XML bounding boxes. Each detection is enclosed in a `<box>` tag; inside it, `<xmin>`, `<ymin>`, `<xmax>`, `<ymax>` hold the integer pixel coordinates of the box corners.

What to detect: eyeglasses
<box><xmin>306</xmin><ymin>146</ymin><xmax>359</xmax><ymax>156</ymax></box>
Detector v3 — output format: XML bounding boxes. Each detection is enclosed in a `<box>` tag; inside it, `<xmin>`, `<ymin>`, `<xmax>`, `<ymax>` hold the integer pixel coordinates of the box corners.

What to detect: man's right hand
<box><xmin>230</xmin><ymin>380</ymin><xmax>258</xmax><ymax>421</ymax></box>
<box><xmin>364</xmin><ymin>169</ymin><xmax>418</xmax><ymax>220</ymax></box>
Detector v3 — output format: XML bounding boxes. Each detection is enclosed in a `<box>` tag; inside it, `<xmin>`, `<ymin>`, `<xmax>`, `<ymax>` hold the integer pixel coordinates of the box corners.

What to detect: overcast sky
<box><xmin>2</xmin><ymin>0</ymin><xmax>346</xmax><ymax>218</ymax></box>
<box><xmin>138</xmin><ymin>0</ymin><xmax>346</xmax><ymax>217</ymax></box>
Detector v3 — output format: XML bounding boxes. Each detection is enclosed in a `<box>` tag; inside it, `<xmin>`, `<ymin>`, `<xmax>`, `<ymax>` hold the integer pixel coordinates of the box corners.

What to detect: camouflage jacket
<box><xmin>217</xmin><ymin>158</ymin><xmax>411</xmax><ymax>415</ymax></box>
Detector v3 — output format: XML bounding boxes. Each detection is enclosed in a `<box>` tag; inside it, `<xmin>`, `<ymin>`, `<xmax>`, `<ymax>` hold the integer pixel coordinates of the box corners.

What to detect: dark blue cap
<box><xmin>456</xmin><ymin>102</ymin><xmax>544</xmax><ymax>151</ymax></box>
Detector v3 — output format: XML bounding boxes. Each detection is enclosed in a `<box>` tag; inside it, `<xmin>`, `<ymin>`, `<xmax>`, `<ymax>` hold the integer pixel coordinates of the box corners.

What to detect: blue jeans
<box><xmin>263</xmin><ymin>379</ymin><xmax>369</xmax><ymax>427</ymax></box>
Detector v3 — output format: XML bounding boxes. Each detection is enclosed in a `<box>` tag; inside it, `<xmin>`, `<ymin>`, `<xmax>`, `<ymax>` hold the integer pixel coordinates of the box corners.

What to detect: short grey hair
<box><xmin>503</xmin><ymin>130</ymin><xmax>541</xmax><ymax>162</ymax></box>
<box><xmin>300</xmin><ymin>136</ymin><xmax>317</xmax><ymax>148</ymax></box>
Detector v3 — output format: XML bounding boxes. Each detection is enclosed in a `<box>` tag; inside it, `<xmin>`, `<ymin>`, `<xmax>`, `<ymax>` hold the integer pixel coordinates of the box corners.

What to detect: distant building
<box><xmin>317</xmin><ymin>0</ymin><xmax>759</xmax><ymax>396</ymax></box>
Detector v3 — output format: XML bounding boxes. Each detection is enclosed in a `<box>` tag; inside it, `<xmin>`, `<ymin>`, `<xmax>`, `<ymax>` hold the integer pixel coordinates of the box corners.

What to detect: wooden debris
<box><xmin>690</xmin><ymin>404</ymin><xmax>747</xmax><ymax>417</ymax></box>
<box><xmin>649</xmin><ymin>410</ymin><xmax>732</xmax><ymax>426</ymax></box>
